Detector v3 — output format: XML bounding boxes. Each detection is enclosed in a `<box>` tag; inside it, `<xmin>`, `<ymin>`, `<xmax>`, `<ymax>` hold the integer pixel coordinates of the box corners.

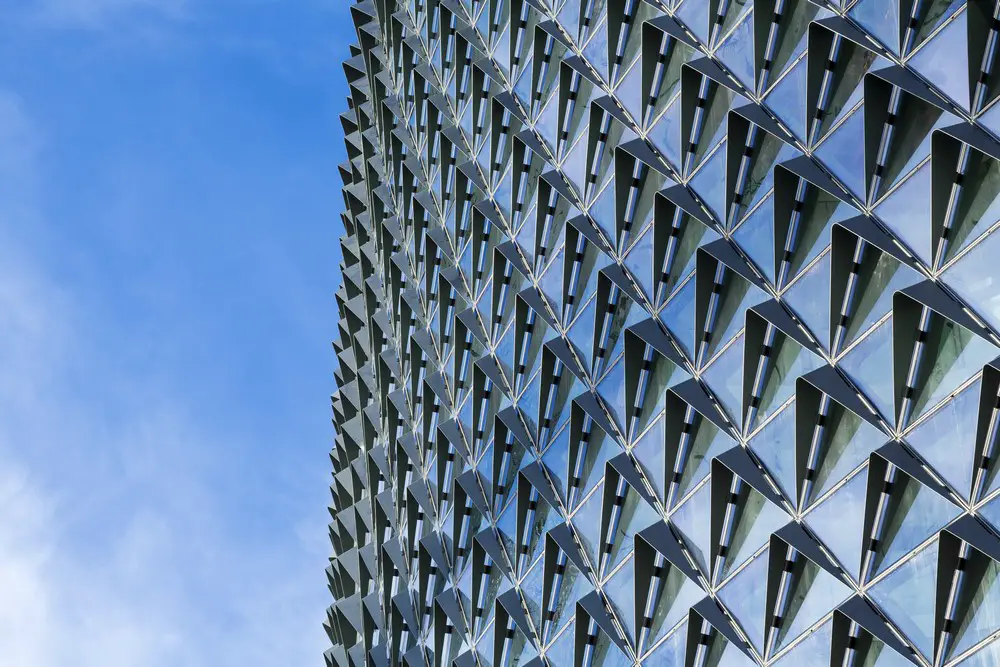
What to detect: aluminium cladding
<box><xmin>328</xmin><ymin>1</ymin><xmax>1000</xmax><ymax>667</ymax></box>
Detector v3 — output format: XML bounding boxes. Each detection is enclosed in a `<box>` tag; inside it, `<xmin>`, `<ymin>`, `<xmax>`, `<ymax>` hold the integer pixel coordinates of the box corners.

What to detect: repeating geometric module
<box><xmin>328</xmin><ymin>1</ymin><xmax>1000</xmax><ymax>666</ymax></box>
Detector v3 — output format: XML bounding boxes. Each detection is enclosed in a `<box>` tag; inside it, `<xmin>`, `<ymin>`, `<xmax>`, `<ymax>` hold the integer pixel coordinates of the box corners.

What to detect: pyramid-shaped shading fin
<box><xmin>541</xmin><ymin>526</ymin><xmax>593</xmax><ymax>645</ymax></box>
<box><xmin>473</xmin><ymin>526</ymin><xmax>516</xmax><ymax>635</ymax></box>
<box><xmin>695</xmin><ymin>240</ymin><xmax>768</xmax><ymax>370</ymax></box>
<box><xmin>893</xmin><ymin>283</ymin><xmax>999</xmax><ymax>430</ymax></box>
<box><xmin>774</xmin><ymin>156</ymin><xmax>858</xmax><ymax>290</ymax></box>
<box><xmin>936</xmin><ymin>515</ymin><xmax>1000</xmax><ymax>663</ymax></box>
<box><xmin>494</xmin><ymin>590</ymin><xmax>540</xmax><ymax>667</ymax></box>
<box><xmin>576</xmin><ymin>591</ymin><xmax>632</xmax><ymax>666</ymax></box>
<box><xmin>725</xmin><ymin>108</ymin><xmax>799</xmax><ymax>232</ymax></box>
<box><xmin>687</xmin><ymin>597</ymin><xmax>758</xmax><ymax>667</ymax></box>
<box><xmin>622</xmin><ymin>324</ymin><xmax>686</xmax><ymax>442</ymax></box>
<box><xmin>565</xmin><ymin>396</ymin><xmax>621</xmax><ymax>510</ymax></box>
<box><xmin>633</xmin><ymin>521</ymin><xmax>705</xmax><ymax>654</ymax></box>
<box><xmin>762</xmin><ymin>524</ymin><xmax>851</xmax><ymax>658</ymax></box>
<box><xmin>973</xmin><ymin>360</ymin><xmax>1000</xmax><ymax>501</ymax></box>
<box><xmin>597</xmin><ymin>455</ymin><xmax>661</xmax><ymax>578</ymax></box>
<box><xmin>710</xmin><ymin>447</ymin><xmax>791</xmax><ymax>585</ymax></box>
<box><xmin>494</xmin><ymin>406</ymin><xmax>536</xmax><ymax>511</ymax></box>
<box><xmin>831</xmin><ymin>597</ymin><xmax>921</xmax><ymax>667</ymax></box>
<box><xmin>612</xmin><ymin>141</ymin><xmax>667</xmax><ymax>257</ymax></box>
<box><xmin>860</xmin><ymin>443</ymin><xmax>961</xmax><ymax>582</ymax></box>
<box><xmin>515</xmin><ymin>463</ymin><xmax>563</xmax><ymax>576</ymax></box>
<box><xmin>931</xmin><ymin>127</ymin><xmax>1000</xmax><ymax>269</ymax></box>
<box><xmin>654</xmin><ymin>187</ymin><xmax>720</xmax><ymax>309</ymax></box>
<box><xmin>592</xmin><ymin>267</ymin><xmax>648</xmax><ymax>379</ymax></box>
<box><xmin>663</xmin><ymin>379</ymin><xmax>737</xmax><ymax>510</ymax></box>
<box><xmin>742</xmin><ymin>302</ymin><xmax>824</xmax><ymax>434</ymax></box>
<box><xmin>864</xmin><ymin>69</ymin><xmax>951</xmax><ymax>209</ymax></box>
<box><xmin>796</xmin><ymin>362</ymin><xmax>890</xmax><ymax>506</ymax></box>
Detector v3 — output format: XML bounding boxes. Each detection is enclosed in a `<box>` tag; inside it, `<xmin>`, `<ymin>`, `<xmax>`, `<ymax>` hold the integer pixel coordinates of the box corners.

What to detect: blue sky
<box><xmin>0</xmin><ymin>1</ymin><xmax>349</xmax><ymax>664</ymax></box>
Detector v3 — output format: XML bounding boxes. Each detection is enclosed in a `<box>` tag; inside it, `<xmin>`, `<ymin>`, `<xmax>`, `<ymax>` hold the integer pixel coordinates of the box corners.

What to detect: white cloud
<box><xmin>0</xmin><ymin>90</ymin><xmax>329</xmax><ymax>667</ymax></box>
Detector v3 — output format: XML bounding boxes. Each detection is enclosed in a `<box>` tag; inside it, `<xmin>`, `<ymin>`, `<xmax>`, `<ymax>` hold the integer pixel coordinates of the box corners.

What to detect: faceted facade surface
<box><xmin>329</xmin><ymin>1</ymin><xmax>1000</xmax><ymax>666</ymax></box>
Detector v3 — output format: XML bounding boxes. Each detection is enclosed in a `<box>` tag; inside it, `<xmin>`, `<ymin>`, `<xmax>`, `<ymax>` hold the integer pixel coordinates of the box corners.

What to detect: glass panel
<box><xmin>690</xmin><ymin>141</ymin><xmax>728</xmax><ymax>224</ymax></box>
<box><xmin>839</xmin><ymin>318</ymin><xmax>895</xmax><ymax>422</ymax></box>
<box><xmin>766</xmin><ymin>56</ymin><xmax>807</xmax><ymax>142</ymax></box>
<box><xmin>848</xmin><ymin>0</ymin><xmax>899</xmax><ymax>54</ymax></box>
<box><xmin>771</xmin><ymin>618</ymin><xmax>832</xmax><ymax>666</ymax></box>
<box><xmin>716</xmin><ymin>12</ymin><xmax>754</xmax><ymax>90</ymax></box>
<box><xmin>907</xmin><ymin>7</ymin><xmax>969</xmax><ymax>106</ymax></box>
<box><xmin>604</xmin><ymin>559</ymin><xmax>636</xmax><ymax>639</ymax></box>
<box><xmin>641</xmin><ymin>619</ymin><xmax>686</xmax><ymax>665</ymax></box>
<box><xmin>718</xmin><ymin>549</ymin><xmax>769</xmax><ymax>654</ymax></box>
<box><xmin>631</xmin><ymin>415</ymin><xmax>667</xmax><ymax>503</ymax></box>
<box><xmin>872</xmin><ymin>474</ymin><xmax>958</xmax><ymax>578</ymax></box>
<box><xmin>545</xmin><ymin>620</ymin><xmax>575</xmax><ymax>663</ymax></box>
<box><xmin>701</xmin><ymin>334</ymin><xmax>745</xmax><ymax>424</ymax></box>
<box><xmin>782</xmin><ymin>252</ymin><xmax>831</xmax><ymax>350</ymax></box>
<box><xmin>598</xmin><ymin>356</ymin><xmax>627</xmax><ymax>434</ymax></box>
<box><xmin>954</xmin><ymin>638</ymin><xmax>1000</xmax><ymax>667</ymax></box>
<box><xmin>874</xmin><ymin>161</ymin><xmax>932</xmax><ymax>266</ymax></box>
<box><xmin>572</xmin><ymin>482</ymin><xmax>605</xmax><ymax>565</ymax></box>
<box><xmin>659</xmin><ymin>277</ymin><xmax>697</xmax><ymax>360</ymax></box>
<box><xmin>815</xmin><ymin>106</ymin><xmax>866</xmax><ymax>198</ymax></box>
<box><xmin>748</xmin><ymin>402</ymin><xmax>797</xmax><ymax>500</ymax></box>
<box><xmin>905</xmin><ymin>377</ymin><xmax>980</xmax><ymax>498</ymax></box>
<box><xmin>868</xmin><ymin>540</ymin><xmax>939</xmax><ymax>660</ymax></box>
<box><xmin>805</xmin><ymin>466</ymin><xmax>868</xmax><ymax>580</ymax></box>
<box><xmin>732</xmin><ymin>194</ymin><xmax>776</xmax><ymax>284</ymax></box>
<box><xmin>670</xmin><ymin>479</ymin><xmax>712</xmax><ymax>574</ymax></box>
<box><xmin>945</xmin><ymin>228</ymin><xmax>1000</xmax><ymax>334</ymax></box>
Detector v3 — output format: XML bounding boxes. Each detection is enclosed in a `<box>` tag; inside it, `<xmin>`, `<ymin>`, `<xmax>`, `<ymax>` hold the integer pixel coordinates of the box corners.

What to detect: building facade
<box><xmin>329</xmin><ymin>1</ymin><xmax>1000</xmax><ymax>666</ymax></box>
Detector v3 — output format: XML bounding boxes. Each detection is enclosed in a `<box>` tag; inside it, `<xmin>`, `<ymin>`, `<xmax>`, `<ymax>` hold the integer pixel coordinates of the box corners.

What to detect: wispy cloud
<box><xmin>0</xmin><ymin>87</ymin><xmax>329</xmax><ymax>667</ymax></box>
